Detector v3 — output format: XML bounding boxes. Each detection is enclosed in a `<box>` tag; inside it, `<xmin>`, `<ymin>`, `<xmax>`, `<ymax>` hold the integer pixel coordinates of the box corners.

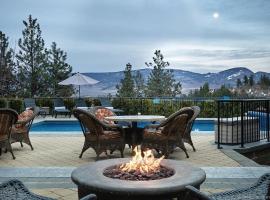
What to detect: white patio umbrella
<box><xmin>58</xmin><ymin>72</ymin><xmax>99</xmax><ymax>97</ymax></box>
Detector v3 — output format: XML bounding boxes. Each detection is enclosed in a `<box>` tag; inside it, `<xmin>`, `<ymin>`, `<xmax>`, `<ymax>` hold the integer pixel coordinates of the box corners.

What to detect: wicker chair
<box><xmin>11</xmin><ymin>107</ymin><xmax>39</xmax><ymax>150</ymax></box>
<box><xmin>142</xmin><ymin>107</ymin><xmax>194</xmax><ymax>158</ymax></box>
<box><xmin>183</xmin><ymin>106</ymin><xmax>200</xmax><ymax>151</ymax></box>
<box><xmin>0</xmin><ymin>179</ymin><xmax>97</xmax><ymax>200</ymax></box>
<box><xmin>184</xmin><ymin>173</ymin><xmax>270</xmax><ymax>200</ymax></box>
<box><xmin>73</xmin><ymin>108</ymin><xmax>125</xmax><ymax>160</ymax></box>
<box><xmin>0</xmin><ymin>108</ymin><xmax>18</xmax><ymax>159</ymax></box>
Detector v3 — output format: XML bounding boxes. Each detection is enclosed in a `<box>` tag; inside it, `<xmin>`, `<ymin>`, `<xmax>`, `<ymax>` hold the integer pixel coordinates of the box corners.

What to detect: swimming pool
<box><xmin>30</xmin><ymin>119</ymin><xmax>215</xmax><ymax>133</ymax></box>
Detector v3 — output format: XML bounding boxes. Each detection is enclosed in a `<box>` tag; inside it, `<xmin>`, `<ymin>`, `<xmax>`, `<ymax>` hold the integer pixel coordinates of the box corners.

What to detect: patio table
<box><xmin>105</xmin><ymin>115</ymin><xmax>165</xmax><ymax>147</ymax></box>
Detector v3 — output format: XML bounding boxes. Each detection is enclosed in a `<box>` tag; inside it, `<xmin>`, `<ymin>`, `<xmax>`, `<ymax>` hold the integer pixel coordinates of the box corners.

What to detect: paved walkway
<box><xmin>0</xmin><ymin>134</ymin><xmax>240</xmax><ymax>167</ymax></box>
<box><xmin>1</xmin><ymin>129</ymin><xmax>268</xmax><ymax>199</ymax></box>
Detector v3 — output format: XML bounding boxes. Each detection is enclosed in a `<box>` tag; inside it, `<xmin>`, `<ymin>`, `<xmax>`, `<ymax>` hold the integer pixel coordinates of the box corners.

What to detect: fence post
<box><xmin>240</xmin><ymin>101</ymin><xmax>244</xmax><ymax>148</ymax></box>
<box><xmin>217</xmin><ymin>100</ymin><xmax>222</xmax><ymax>149</ymax></box>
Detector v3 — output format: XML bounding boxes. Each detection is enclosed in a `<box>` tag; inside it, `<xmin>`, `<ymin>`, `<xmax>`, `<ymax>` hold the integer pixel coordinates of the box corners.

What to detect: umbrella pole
<box><xmin>79</xmin><ymin>85</ymin><xmax>81</xmax><ymax>98</ymax></box>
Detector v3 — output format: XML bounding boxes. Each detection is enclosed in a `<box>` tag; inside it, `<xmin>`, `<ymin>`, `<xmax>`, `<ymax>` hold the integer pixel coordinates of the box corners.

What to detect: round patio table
<box><xmin>105</xmin><ymin>115</ymin><xmax>165</xmax><ymax>147</ymax></box>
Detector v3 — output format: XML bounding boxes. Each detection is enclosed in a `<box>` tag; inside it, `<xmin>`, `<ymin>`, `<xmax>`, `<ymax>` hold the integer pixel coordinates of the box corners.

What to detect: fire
<box><xmin>120</xmin><ymin>147</ymin><xmax>164</xmax><ymax>174</ymax></box>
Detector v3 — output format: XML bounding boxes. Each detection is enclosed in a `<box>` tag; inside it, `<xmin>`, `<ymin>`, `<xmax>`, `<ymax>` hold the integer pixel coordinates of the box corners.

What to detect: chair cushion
<box><xmin>16</xmin><ymin>110</ymin><xmax>34</xmax><ymax>128</ymax></box>
<box><xmin>55</xmin><ymin>106</ymin><xmax>66</xmax><ymax>110</ymax></box>
<box><xmin>95</xmin><ymin>109</ymin><xmax>115</xmax><ymax>125</ymax></box>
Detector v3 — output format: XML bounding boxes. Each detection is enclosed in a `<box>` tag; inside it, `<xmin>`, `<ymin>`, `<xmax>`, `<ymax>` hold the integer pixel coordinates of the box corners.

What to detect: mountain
<box><xmin>78</xmin><ymin>67</ymin><xmax>270</xmax><ymax>97</ymax></box>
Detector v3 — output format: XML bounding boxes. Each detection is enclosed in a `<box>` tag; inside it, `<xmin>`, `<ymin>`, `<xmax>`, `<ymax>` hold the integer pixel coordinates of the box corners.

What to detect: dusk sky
<box><xmin>1</xmin><ymin>0</ymin><xmax>270</xmax><ymax>73</ymax></box>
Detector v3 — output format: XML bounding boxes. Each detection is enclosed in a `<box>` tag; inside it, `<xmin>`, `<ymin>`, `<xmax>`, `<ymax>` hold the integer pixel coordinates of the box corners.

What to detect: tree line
<box><xmin>0</xmin><ymin>15</ymin><xmax>73</xmax><ymax>98</ymax></box>
<box><xmin>236</xmin><ymin>75</ymin><xmax>270</xmax><ymax>89</ymax></box>
<box><xmin>116</xmin><ymin>50</ymin><xmax>182</xmax><ymax>98</ymax></box>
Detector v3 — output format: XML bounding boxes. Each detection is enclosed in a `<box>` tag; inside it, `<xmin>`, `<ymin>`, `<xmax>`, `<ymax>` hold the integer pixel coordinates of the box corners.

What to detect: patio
<box><xmin>0</xmin><ymin>114</ymin><xmax>269</xmax><ymax>199</ymax></box>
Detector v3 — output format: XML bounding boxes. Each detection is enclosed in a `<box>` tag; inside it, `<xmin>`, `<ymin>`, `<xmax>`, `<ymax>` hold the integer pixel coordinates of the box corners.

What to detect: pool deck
<box><xmin>0</xmin><ymin>116</ymin><xmax>269</xmax><ymax>199</ymax></box>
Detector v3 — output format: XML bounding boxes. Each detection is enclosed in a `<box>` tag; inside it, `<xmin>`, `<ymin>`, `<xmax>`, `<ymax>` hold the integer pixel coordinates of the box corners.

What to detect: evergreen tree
<box><xmin>134</xmin><ymin>70</ymin><xmax>144</xmax><ymax>97</ymax></box>
<box><xmin>0</xmin><ymin>31</ymin><xmax>16</xmax><ymax>96</ymax></box>
<box><xmin>213</xmin><ymin>85</ymin><xmax>232</xmax><ymax>97</ymax></box>
<box><xmin>249</xmin><ymin>75</ymin><xmax>254</xmax><ymax>87</ymax></box>
<box><xmin>258</xmin><ymin>75</ymin><xmax>270</xmax><ymax>89</ymax></box>
<box><xmin>47</xmin><ymin>42</ymin><xmax>73</xmax><ymax>97</ymax></box>
<box><xmin>16</xmin><ymin>15</ymin><xmax>47</xmax><ymax>97</ymax></box>
<box><xmin>236</xmin><ymin>78</ymin><xmax>242</xmax><ymax>88</ymax></box>
<box><xmin>145</xmin><ymin>50</ymin><xmax>181</xmax><ymax>97</ymax></box>
<box><xmin>243</xmin><ymin>75</ymin><xmax>249</xmax><ymax>86</ymax></box>
<box><xmin>116</xmin><ymin>63</ymin><xmax>135</xmax><ymax>97</ymax></box>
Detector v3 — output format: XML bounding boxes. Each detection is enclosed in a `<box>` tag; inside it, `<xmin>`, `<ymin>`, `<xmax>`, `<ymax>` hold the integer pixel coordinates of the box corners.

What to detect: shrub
<box><xmin>0</xmin><ymin>99</ymin><xmax>7</xmax><ymax>108</ymax></box>
<box><xmin>36</xmin><ymin>98</ymin><xmax>53</xmax><ymax>108</ymax></box>
<box><xmin>63</xmin><ymin>98</ymin><xmax>75</xmax><ymax>111</ymax></box>
<box><xmin>9</xmin><ymin>99</ymin><xmax>23</xmax><ymax>113</ymax></box>
<box><xmin>92</xmin><ymin>98</ymin><xmax>101</xmax><ymax>106</ymax></box>
<box><xmin>85</xmin><ymin>98</ymin><xmax>93</xmax><ymax>107</ymax></box>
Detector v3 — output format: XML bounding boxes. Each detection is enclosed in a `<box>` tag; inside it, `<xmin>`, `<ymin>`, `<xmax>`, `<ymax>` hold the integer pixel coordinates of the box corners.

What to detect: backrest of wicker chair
<box><xmin>159</xmin><ymin>107</ymin><xmax>194</xmax><ymax>128</ymax></box>
<box><xmin>0</xmin><ymin>109</ymin><xmax>18</xmax><ymax>139</ymax></box>
<box><xmin>162</xmin><ymin>114</ymin><xmax>189</xmax><ymax>138</ymax></box>
<box><xmin>185</xmin><ymin>106</ymin><xmax>201</xmax><ymax>134</ymax></box>
<box><xmin>73</xmin><ymin>108</ymin><xmax>104</xmax><ymax>137</ymax></box>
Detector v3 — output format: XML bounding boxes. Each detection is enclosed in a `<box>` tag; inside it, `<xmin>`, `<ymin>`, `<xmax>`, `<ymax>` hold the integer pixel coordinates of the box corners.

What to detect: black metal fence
<box><xmin>217</xmin><ymin>99</ymin><xmax>270</xmax><ymax>148</ymax></box>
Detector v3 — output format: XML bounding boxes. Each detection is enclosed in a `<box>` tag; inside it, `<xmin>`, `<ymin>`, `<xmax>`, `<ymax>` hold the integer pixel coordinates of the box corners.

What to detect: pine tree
<box><xmin>134</xmin><ymin>70</ymin><xmax>144</xmax><ymax>97</ymax></box>
<box><xmin>258</xmin><ymin>75</ymin><xmax>270</xmax><ymax>89</ymax></box>
<box><xmin>0</xmin><ymin>31</ymin><xmax>17</xmax><ymax>96</ymax></box>
<box><xmin>249</xmin><ymin>75</ymin><xmax>254</xmax><ymax>87</ymax></box>
<box><xmin>236</xmin><ymin>78</ymin><xmax>242</xmax><ymax>88</ymax></box>
<box><xmin>47</xmin><ymin>42</ymin><xmax>73</xmax><ymax>97</ymax></box>
<box><xmin>243</xmin><ymin>75</ymin><xmax>249</xmax><ymax>86</ymax></box>
<box><xmin>145</xmin><ymin>50</ymin><xmax>181</xmax><ymax>97</ymax></box>
<box><xmin>16</xmin><ymin>15</ymin><xmax>47</xmax><ymax>97</ymax></box>
<box><xmin>116</xmin><ymin>63</ymin><xmax>135</xmax><ymax>97</ymax></box>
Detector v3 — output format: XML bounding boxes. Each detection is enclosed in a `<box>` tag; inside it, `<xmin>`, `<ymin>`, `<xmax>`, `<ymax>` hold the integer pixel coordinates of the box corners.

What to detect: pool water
<box><xmin>30</xmin><ymin>120</ymin><xmax>214</xmax><ymax>133</ymax></box>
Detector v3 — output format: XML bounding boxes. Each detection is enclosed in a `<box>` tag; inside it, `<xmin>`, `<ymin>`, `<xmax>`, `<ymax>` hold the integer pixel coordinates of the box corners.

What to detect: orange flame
<box><xmin>120</xmin><ymin>147</ymin><xmax>164</xmax><ymax>174</ymax></box>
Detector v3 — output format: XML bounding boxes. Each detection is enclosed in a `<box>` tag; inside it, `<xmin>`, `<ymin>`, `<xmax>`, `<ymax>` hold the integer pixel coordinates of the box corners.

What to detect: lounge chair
<box><xmin>184</xmin><ymin>173</ymin><xmax>270</xmax><ymax>200</ymax></box>
<box><xmin>98</xmin><ymin>97</ymin><xmax>123</xmax><ymax>113</ymax></box>
<box><xmin>0</xmin><ymin>108</ymin><xmax>18</xmax><ymax>159</ymax></box>
<box><xmin>11</xmin><ymin>107</ymin><xmax>39</xmax><ymax>150</ymax></box>
<box><xmin>52</xmin><ymin>98</ymin><xmax>71</xmax><ymax>118</ymax></box>
<box><xmin>73</xmin><ymin>108</ymin><xmax>125</xmax><ymax>160</ymax></box>
<box><xmin>183</xmin><ymin>106</ymin><xmax>200</xmax><ymax>151</ymax></box>
<box><xmin>24</xmin><ymin>98</ymin><xmax>46</xmax><ymax>117</ymax></box>
<box><xmin>0</xmin><ymin>179</ymin><xmax>97</xmax><ymax>200</ymax></box>
<box><xmin>142</xmin><ymin>107</ymin><xmax>194</xmax><ymax>158</ymax></box>
<box><xmin>75</xmin><ymin>98</ymin><xmax>89</xmax><ymax>110</ymax></box>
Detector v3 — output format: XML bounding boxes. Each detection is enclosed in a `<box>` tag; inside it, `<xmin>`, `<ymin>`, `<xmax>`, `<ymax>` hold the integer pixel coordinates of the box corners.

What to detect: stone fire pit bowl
<box><xmin>71</xmin><ymin>158</ymin><xmax>206</xmax><ymax>200</ymax></box>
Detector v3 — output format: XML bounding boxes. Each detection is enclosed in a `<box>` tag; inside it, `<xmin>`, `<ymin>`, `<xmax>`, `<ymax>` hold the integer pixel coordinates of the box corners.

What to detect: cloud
<box><xmin>0</xmin><ymin>0</ymin><xmax>270</xmax><ymax>72</ymax></box>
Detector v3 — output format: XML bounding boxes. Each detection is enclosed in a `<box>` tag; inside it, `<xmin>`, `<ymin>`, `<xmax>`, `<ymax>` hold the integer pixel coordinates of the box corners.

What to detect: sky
<box><xmin>1</xmin><ymin>0</ymin><xmax>270</xmax><ymax>73</ymax></box>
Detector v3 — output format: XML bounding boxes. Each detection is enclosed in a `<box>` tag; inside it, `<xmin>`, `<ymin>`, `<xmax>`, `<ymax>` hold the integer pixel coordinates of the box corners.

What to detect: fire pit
<box><xmin>103</xmin><ymin>148</ymin><xmax>174</xmax><ymax>181</ymax></box>
<box><xmin>71</xmin><ymin>148</ymin><xmax>206</xmax><ymax>200</ymax></box>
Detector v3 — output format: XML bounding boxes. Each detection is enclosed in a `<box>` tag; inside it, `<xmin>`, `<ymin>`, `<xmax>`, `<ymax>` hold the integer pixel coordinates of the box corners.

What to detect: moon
<box><xmin>213</xmin><ymin>12</ymin><xmax>219</xmax><ymax>19</ymax></box>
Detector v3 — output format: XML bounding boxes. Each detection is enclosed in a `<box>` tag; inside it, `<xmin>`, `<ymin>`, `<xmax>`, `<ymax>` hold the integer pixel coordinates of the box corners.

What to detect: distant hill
<box><xmin>78</xmin><ymin>67</ymin><xmax>270</xmax><ymax>97</ymax></box>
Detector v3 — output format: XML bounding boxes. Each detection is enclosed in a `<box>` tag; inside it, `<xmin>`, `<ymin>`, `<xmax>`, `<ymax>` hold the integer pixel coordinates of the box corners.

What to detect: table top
<box><xmin>71</xmin><ymin>158</ymin><xmax>206</xmax><ymax>197</ymax></box>
<box><xmin>105</xmin><ymin>115</ymin><xmax>165</xmax><ymax>122</ymax></box>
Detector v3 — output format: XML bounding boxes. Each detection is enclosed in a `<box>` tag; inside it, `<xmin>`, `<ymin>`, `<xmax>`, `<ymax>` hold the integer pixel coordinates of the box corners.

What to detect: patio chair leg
<box><xmin>120</xmin><ymin>150</ymin><xmax>124</xmax><ymax>158</ymax></box>
<box><xmin>7</xmin><ymin>143</ymin><xmax>15</xmax><ymax>159</ymax></box>
<box><xmin>20</xmin><ymin>142</ymin><xmax>23</xmax><ymax>147</ymax></box>
<box><xmin>29</xmin><ymin>142</ymin><xmax>34</xmax><ymax>150</ymax></box>
<box><xmin>79</xmin><ymin>147</ymin><xmax>88</xmax><ymax>158</ymax></box>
